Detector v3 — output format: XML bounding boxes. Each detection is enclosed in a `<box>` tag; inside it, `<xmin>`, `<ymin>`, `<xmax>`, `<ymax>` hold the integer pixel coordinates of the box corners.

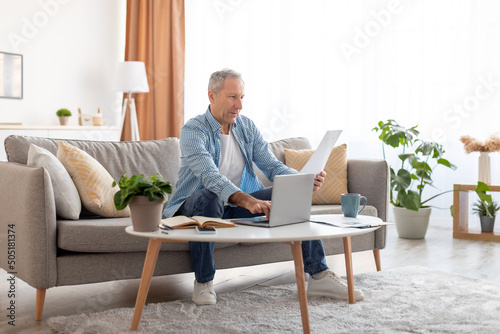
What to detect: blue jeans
<box><xmin>175</xmin><ymin>188</ymin><xmax>329</xmax><ymax>283</ymax></box>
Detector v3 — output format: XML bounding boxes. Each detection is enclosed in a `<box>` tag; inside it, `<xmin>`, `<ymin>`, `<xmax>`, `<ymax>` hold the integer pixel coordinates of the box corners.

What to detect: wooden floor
<box><xmin>1</xmin><ymin>218</ymin><xmax>499</xmax><ymax>333</ymax></box>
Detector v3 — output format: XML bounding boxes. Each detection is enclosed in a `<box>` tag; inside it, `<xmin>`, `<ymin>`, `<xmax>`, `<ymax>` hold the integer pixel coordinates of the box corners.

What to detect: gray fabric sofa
<box><xmin>0</xmin><ymin>135</ymin><xmax>389</xmax><ymax>320</ymax></box>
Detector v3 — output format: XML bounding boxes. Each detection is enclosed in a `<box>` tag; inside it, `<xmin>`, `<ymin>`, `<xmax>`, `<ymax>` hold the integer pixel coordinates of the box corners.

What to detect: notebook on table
<box><xmin>231</xmin><ymin>173</ymin><xmax>314</xmax><ymax>228</ymax></box>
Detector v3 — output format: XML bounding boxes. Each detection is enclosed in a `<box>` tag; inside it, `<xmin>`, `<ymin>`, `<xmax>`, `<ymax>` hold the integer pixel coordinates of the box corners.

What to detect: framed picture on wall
<box><xmin>0</xmin><ymin>51</ymin><xmax>23</xmax><ymax>99</ymax></box>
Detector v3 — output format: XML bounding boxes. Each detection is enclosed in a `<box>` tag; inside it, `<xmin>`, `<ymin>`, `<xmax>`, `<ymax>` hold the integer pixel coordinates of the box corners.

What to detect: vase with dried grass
<box><xmin>459</xmin><ymin>135</ymin><xmax>500</xmax><ymax>185</ymax></box>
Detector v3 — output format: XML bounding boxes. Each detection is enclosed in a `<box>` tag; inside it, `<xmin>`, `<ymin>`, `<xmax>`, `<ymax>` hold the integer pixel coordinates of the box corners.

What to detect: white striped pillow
<box><xmin>57</xmin><ymin>141</ymin><xmax>130</xmax><ymax>217</ymax></box>
<box><xmin>284</xmin><ymin>144</ymin><xmax>348</xmax><ymax>205</ymax></box>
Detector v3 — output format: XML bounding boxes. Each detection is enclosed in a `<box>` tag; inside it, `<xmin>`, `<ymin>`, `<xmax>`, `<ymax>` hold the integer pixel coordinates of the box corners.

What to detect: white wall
<box><xmin>0</xmin><ymin>0</ymin><xmax>126</xmax><ymax>126</ymax></box>
<box><xmin>185</xmin><ymin>0</ymin><xmax>500</xmax><ymax>220</ymax></box>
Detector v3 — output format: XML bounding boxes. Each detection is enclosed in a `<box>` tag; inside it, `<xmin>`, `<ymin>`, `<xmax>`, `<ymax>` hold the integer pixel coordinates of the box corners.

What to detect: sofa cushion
<box><xmin>284</xmin><ymin>144</ymin><xmax>348</xmax><ymax>204</ymax></box>
<box><xmin>57</xmin><ymin>217</ymin><xmax>238</xmax><ymax>252</ymax></box>
<box><xmin>57</xmin><ymin>141</ymin><xmax>130</xmax><ymax>218</ymax></box>
<box><xmin>4</xmin><ymin>135</ymin><xmax>181</xmax><ymax>195</ymax></box>
<box><xmin>27</xmin><ymin>144</ymin><xmax>81</xmax><ymax>220</ymax></box>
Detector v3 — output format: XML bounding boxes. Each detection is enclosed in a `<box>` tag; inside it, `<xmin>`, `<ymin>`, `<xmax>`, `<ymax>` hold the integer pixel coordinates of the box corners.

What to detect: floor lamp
<box><xmin>113</xmin><ymin>61</ymin><xmax>149</xmax><ymax>141</ymax></box>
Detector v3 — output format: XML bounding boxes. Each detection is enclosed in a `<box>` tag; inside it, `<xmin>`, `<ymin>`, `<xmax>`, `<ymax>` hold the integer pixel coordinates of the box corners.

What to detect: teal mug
<box><xmin>341</xmin><ymin>193</ymin><xmax>367</xmax><ymax>218</ymax></box>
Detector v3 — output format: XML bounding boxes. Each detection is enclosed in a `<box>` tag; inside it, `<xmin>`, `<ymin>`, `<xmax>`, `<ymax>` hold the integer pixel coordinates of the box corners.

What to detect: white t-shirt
<box><xmin>219</xmin><ymin>128</ymin><xmax>245</xmax><ymax>187</ymax></box>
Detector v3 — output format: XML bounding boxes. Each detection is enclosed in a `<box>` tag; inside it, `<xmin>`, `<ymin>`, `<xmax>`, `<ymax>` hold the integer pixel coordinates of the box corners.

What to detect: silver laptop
<box><xmin>231</xmin><ymin>173</ymin><xmax>314</xmax><ymax>227</ymax></box>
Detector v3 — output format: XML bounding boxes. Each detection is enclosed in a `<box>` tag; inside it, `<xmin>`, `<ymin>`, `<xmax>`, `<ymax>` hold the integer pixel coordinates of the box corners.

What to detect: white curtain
<box><xmin>185</xmin><ymin>0</ymin><xmax>500</xmax><ymax>217</ymax></box>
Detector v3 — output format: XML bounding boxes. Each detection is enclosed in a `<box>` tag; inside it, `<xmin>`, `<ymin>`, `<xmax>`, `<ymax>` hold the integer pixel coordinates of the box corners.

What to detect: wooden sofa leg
<box><xmin>35</xmin><ymin>289</ymin><xmax>46</xmax><ymax>321</ymax></box>
<box><xmin>373</xmin><ymin>249</ymin><xmax>382</xmax><ymax>271</ymax></box>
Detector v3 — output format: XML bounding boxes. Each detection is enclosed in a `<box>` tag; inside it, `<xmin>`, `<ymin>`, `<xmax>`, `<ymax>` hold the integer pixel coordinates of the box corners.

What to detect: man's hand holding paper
<box><xmin>313</xmin><ymin>170</ymin><xmax>327</xmax><ymax>191</ymax></box>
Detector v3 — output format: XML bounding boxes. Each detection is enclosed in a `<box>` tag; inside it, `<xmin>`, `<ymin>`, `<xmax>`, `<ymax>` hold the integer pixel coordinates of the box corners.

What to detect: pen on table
<box><xmin>158</xmin><ymin>224</ymin><xmax>173</xmax><ymax>230</ymax></box>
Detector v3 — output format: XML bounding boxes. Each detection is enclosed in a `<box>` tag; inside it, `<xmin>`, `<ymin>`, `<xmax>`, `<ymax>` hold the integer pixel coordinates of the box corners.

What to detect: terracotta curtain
<box><xmin>122</xmin><ymin>0</ymin><xmax>185</xmax><ymax>141</ymax></box>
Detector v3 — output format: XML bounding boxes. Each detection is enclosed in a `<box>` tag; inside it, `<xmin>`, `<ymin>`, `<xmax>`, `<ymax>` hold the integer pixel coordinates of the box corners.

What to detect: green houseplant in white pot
<box><xmin>113</xmin><ymin>173</ymin><xmax>172</xmax><ymax>232</ymax></box>
<box><xmin>472</xmin><ymin>181</ymin><xmax>499</xmax><ymax>233</ymax></box>
<box><xmin>373</xmin><ymin>120</ymin><xmax>457</xmax><ymax>239</ymax></box>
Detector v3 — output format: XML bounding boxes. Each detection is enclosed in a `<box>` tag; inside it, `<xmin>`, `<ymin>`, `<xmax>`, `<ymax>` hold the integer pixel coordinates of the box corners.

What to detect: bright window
<box><xmin>185</xmin><ymin>0</ymin><xmax>500</xmax><ymax>216</ymax></box>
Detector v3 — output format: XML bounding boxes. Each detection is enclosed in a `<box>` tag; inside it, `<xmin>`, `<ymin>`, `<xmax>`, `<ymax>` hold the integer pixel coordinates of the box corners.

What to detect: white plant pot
<box><xmin>128</xmin><ymin>196</ymin><xmax>163</xmax><ymax>232</ymax></box>
<box><xmin>393</xmin><ymin>206</ymin><xmax>432</xmax><ymax>239</ymax></box>
<box><xmin>58</xmin><ymin>116</ymin><xmax>70</xmax><ymax>126</ymax></box>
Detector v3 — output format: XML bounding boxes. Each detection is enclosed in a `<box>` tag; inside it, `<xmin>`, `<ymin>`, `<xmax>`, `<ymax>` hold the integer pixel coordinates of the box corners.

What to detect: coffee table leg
<box><xmin>373</xmin><ymin>249</ymin><xmax>382</xmax><ymax>271</ymax></box>
<box><xmin>343</xmin><ymin>236</ymin><xmax>355</xmax><ymax>304</ymax></box>
<box><xmin>131</xmin><ymin>238</ymin><xmax>163</xmax><ymax>331</ymax></box>
<box><xmin>289</xmin><ymin>241</ymin><xmax>310</xmax><ymax>334</ymax></box>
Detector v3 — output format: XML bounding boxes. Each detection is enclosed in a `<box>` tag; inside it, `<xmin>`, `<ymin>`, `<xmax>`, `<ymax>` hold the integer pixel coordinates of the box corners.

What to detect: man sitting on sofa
<box><xmin>162</xmin><ymin>69</ymin><xmax>364</xmax><ymax>305</ymax></box>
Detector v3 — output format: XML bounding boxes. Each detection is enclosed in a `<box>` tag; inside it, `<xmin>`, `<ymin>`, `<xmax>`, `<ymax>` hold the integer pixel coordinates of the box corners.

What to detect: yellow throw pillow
<box><xmin>284</xmin><ymin>144</ymin><xmax>348</xmax><ymax>205</ymax></box>
<box><xmin>57</xmin><ymin>141</ymin><xmax>130</xmax><ymax>218</ymax></box>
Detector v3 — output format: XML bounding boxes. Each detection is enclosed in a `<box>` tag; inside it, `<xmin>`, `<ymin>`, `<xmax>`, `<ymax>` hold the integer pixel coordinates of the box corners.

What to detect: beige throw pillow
<box><xmin>57</xmin><ymin>141</ymin><xmax>130</xmax><ymax>217</ymax></box>
<box><xmin>284</xmin><ymin>144</ymin><xmax>348</xmax><ymax>205</ymax></box>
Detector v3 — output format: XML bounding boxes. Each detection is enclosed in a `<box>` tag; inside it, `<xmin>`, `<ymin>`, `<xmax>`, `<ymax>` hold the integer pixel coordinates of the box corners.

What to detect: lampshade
<box><xmin>112</xmin><ymin>61</ymin><xmax>150</xmax><ymax>93</ymax></box>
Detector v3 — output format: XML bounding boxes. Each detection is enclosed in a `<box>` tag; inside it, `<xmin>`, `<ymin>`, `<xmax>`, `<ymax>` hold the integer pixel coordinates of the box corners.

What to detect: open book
<box><xmin>160</xmin><ymin>216</ymin><xmax>237</xmax><ymax>229</ymax></box>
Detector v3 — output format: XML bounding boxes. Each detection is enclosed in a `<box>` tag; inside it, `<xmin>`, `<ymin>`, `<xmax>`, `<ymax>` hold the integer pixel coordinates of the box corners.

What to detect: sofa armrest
<box><xmin>0</xmin><ymin>162</ymin><xmax>57</xmax><ymax>289</ymax></box>
<box><xmin>347</xmin><ymin>159</ymin><xmax>389</xmax><ymax>221</ymax></box>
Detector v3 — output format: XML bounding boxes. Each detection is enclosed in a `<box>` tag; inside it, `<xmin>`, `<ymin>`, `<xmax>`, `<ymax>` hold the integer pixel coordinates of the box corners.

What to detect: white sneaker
<box><xmin>307</xmin><ymin>270</ymin><xmax>365</xmax><ymax>301</ymax></box>
<box><xmin>192</xmin><ymin>280</ymin><xmax>217</xmax><ymax>305</ymax></box>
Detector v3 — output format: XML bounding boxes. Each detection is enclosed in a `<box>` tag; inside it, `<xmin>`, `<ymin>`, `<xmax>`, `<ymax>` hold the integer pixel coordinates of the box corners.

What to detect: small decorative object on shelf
<box><xmin>56</xmin><ymin>108</ymin><xmax>72</xmax><ymax>126</ymax></box>
<box><xmin>78</xmin><ymin>107</ymin><xmax>93</xmax><ymax>126</ymax></box>
<box><xmin>92</xmin><ymin>108</ymin><xmax>103</xmax><ymax>126</ymax></box>
<box><xmin>460</xmin><ymin>135</ymin><xmax>500</xmax><ymax>185</ymax></box>
<box><xmin>472</xmin><ymin>181</ymin><xmax>499</xmax><ymax>233</ymax></box>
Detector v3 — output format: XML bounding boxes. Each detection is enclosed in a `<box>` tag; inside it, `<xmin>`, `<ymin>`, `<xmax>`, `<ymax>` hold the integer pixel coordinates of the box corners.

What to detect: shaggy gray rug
<box><xmin>47</xmin><ymin>266</ymin><xmax>500</xmax><ymax>333</ymax></box>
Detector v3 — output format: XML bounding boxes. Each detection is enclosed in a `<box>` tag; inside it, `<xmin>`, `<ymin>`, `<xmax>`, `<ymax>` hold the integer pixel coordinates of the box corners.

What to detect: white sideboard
<box><xmin>0</xmin><ymin>126</ymin><xmax>121</xmax><ymax>161</ymax></box>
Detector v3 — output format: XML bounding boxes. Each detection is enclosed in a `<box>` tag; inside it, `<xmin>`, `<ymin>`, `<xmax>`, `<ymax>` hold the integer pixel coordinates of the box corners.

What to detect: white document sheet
<box><xmin>300</xmin><ymin>130</ymin><xmax>342</xmax><ymax>175</ymax></box>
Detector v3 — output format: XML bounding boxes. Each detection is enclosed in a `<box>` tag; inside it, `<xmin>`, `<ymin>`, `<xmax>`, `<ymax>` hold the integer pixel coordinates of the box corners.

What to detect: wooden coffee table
<box><xmin>126</xmin><ymin>214</ymin><xmax>382</xmax><ymax>334</ymax></box>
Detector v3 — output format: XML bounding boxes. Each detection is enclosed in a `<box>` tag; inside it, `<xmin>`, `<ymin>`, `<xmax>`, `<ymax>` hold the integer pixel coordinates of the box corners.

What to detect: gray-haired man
<box><xmin>163</xmin><ymin>69</ymin><xmax>364</xmax><ymax>305</ymax></box>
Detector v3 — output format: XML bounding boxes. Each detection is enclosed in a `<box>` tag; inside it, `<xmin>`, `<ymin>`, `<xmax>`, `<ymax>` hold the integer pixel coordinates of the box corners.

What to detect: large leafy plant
<box><xmin>472</xmin><ymin>181</ymin><xmax>500</xmax><ymax>217</ymax></box>
<box><xmin>112</xmin><ymin>173</ymin><xmax>172</xmax><ymax>210</ymax></box>
<box><xmin>373</xmin><ymin>120</ymin><xmax>457</xmax><ymax>211</ymax></box>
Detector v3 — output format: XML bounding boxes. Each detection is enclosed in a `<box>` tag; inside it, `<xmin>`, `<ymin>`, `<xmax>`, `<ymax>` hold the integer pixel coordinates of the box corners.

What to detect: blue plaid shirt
<box><xmin>162</xmin><ymin>107</ymin><xmax>297</xmax><ymax>218</ymax></box>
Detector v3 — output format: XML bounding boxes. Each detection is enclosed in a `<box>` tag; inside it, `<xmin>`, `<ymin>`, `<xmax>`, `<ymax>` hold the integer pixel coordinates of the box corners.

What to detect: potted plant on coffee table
<box><xmin>472</xmin><ymin>181</ymin><xmax>499</xmax><ymax>233</ymax></box>
<box><xmin>373</xmin><ymin>119</ymin><xmax>457</xmax><ymax>239</ymax></box>
<box><xmin>113</xmin><ymin>173</ymin><xmax>172</xmax><ymax>232</ymax></box>
<box><xmin>56</xmin><ymin>108</ymin><xmax>72</xmax><ymax>125</ymax></box>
